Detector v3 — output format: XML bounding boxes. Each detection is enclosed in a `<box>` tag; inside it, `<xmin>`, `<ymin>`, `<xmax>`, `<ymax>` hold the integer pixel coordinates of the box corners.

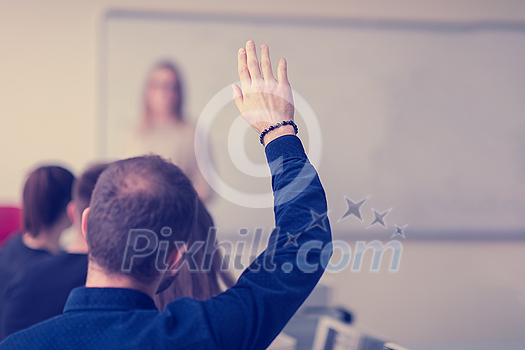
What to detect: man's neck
<box><xmin>85</xmin><ymin>262</ymin><xmax>159</xmax><ymax>299</ymax></box>
<box><xmin>67</xmin><ymin>230</ymin><xmax>89</xmax><ymax>254</ymax></box>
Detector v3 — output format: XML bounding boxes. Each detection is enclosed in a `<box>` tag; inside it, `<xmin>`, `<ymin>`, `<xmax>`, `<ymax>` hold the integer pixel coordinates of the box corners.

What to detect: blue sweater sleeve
<box><xmin>171</xmin><ymin>135</ymin><xmax>332</xmax><ymax>350</ymax></box>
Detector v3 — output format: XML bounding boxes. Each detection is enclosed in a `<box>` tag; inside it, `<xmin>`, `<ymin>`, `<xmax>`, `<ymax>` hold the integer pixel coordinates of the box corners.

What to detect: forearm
<box><xmin>267</xmin><ymin>135</ymin><xmax>330</xmax><ymax>253</ymax></box>
<box><xmin>265</xmin><ymin>134</ymin><xmax>331</xmax><ymax>303</ymax></box>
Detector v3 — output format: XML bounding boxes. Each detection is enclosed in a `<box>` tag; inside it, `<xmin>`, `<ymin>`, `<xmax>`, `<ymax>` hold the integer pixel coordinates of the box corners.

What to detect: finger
<box><xmin>238</xmin><ymin>48</ymin><xmax>250</xmax><ymax>91</ymax></box>
<box><xmin>232</xmin><ymin>84</ymin><xmax>243</xmax><ymax>111</ymax></box>
<box><xmin>277</xmin><ymin>58</ymin><xmax>289</xmax><ymax>84</ymax></box>
<box><xmin>260</xmin><ymin>44</ymin><xmax>275</xmax><ymax>81</ymax></box>
<box><xmin>245</xmin><ymin>40</ymin><xmax>262</xmax><ymax>80</ymax></box>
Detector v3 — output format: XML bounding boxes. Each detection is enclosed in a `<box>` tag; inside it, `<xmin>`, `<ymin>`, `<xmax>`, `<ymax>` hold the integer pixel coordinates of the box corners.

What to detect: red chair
<box><xmin>0</xmin><ymin>206</ymin><xmax>22</xmax><ymax>249</ymax></box>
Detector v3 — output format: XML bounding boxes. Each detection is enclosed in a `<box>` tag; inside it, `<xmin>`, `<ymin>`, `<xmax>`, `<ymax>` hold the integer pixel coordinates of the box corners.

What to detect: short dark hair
<box><xmin>72</xmin><ymin>163</ymin><xmax>110</xmax><ymax>215</ymax></box>
<box><xmin>23</xmin><ymin>166</ymin><xmax>75</xmax><ymax>237</ymax></box>
<box><xmin>86</xmin><ymin>155</ymin><xmax>198</xmax><ymax>284</ymax></box>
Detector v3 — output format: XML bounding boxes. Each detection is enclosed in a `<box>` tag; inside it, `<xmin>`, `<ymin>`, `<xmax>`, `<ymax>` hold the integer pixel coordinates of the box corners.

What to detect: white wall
<box><xmin>1</xmin><ymin>0</ymin><xmax>525</xmax><ymax>345</ymax></box>
<box><xmin>2</xmin><ymin>0</ymin><xmax>525</xmax><ymax>204</ymax></box>
<box><xmin>103</xmin><ymin>13</ymin><xmax>525</xmax><ymax>236</ymax></box>
<box><xmin>323</xmin><ymin>239</ymin><xmax>525</xmax><ymax>344</ymax></box>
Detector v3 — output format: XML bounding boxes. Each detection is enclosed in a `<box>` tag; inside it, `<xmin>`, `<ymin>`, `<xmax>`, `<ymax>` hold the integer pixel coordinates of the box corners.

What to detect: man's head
<box><xmin>85</xmin><ymin>155</ymin><xmax>198</xmax><ymax>286</ymax></box>
<box><xmin>74</xmin><ymin>163</ymin><xmax>111</xmax><ymax>215</ymax></box>
<box><xmin>68</xmin><ymin>163</ymin><xmax>110</xmax><ymax>228</ymax></box>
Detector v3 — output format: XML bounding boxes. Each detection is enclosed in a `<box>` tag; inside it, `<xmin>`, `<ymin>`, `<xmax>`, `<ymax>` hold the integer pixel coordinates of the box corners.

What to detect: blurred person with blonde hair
<box><xmin>122</xmin><ymin>61</ymin><xmax>212</xmax><ymax>202</ymax></box>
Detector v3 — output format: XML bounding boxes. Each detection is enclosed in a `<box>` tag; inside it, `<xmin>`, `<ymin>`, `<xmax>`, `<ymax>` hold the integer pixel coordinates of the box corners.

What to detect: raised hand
<box><xmin>232</xmin><ymin>40</ymin><xmax>295</xmax><ymax>146</ymax></box>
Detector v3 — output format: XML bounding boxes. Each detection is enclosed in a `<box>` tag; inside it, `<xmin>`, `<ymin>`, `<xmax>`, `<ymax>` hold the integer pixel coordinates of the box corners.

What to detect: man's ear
<box><xmin>167</xmin><ymin>244</ymin><xmax>187</xmax><ymax>276</ymax></box>
<box><xmin>81</xmin><ymin>207</ymin><xmax>90</xmax><ymax>239</ymax></box>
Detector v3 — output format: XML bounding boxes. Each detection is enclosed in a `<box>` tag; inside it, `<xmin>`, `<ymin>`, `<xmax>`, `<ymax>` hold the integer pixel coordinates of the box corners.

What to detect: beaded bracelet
<box><xmin>259</xmin><ymin>120</ymin><xmax>299</xmax><ymax>145</ymax></box>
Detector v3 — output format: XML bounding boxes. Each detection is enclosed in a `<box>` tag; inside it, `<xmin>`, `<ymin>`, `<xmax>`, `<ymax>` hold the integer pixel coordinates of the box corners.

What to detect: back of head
<box><xmin>86</xmin><ymin>155</ymin><xmax>197</xmax><ymax>285</ymax></box>
<box><xmin>23</xmin><ymin>166</ymin><xmax>75</xmax><ymax>238</ymax></box>
<box><xmin>72</xmin><ymin>163</ymin><xmax>110</xmax><ymax>216</ymax></box>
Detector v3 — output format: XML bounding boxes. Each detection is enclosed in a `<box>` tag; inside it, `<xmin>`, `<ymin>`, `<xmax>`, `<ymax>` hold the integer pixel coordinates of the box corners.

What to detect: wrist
<box><xmin>260</xmin><ymin>120</ymin><xmax>298</xmax><ymax>146</ymax></box>
<box><xmin>263</xmin><ymin>125</ymin><xmax>295</xmax><ymax>146</ymax></box>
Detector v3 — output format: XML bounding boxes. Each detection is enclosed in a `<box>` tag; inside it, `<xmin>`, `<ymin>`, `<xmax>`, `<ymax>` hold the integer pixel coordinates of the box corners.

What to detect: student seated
<box><xmin>0</xmin><ymin>163</ymin><xmax>108</xmax><ymax>338</ymax></box>
<box><xmin>0</xmin><ymin>41</ymin><xmax>332</xmax><ymax>350</ymax></box>
<box><xmin>0</xmin><ymin>166</ymin><xmax>74</xmax><ymax>341</ymax></box>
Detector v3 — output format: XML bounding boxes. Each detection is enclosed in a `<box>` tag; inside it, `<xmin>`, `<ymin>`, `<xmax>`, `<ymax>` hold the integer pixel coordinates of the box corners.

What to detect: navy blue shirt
<box><xmin>0</xmin><ymin>253</ymin><xmax>88</xmax><ymax>339</ymax></box>
<box><xmin>0</xmin><ymin>135</ymin><xmax>332</xmax><ymax>350</ymax></box>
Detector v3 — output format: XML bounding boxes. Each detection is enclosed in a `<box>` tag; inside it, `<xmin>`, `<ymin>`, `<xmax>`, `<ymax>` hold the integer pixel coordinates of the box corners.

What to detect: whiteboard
<box><xmin>101</xmin><ymin>11</ymin><xmax>525</xmax><ymax>239</ymax></box>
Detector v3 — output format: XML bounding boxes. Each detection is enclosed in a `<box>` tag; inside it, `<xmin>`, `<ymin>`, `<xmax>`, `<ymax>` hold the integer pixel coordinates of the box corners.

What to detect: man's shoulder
<box><xmin>0</xmin><ymin>313</ymin><xmax>68</xmax><ymax>349</ymax></box>
<box><xmin>1</xmin><ymin>288</ymin><xmax>217</xmax><ymax>349</ymax></box>
<box><xmin>1</xmin><ymin>299</ymin><xmax>217</xmax><ymax>350</ymax></box>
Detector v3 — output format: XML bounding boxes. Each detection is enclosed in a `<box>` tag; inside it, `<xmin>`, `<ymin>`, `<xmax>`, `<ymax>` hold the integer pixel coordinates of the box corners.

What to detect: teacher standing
<box><xmin>122</xmin><ymin>61</ymin><xmax>212</xmax><ymax>202</ymax></box>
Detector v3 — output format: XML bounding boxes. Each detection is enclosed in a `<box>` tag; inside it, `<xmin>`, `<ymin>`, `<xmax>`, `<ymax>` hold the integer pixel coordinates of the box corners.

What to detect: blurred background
<box><xmin>1</xmin><ymin>0</ymin><xmax>525</xmax><ymax>348</ymax></box>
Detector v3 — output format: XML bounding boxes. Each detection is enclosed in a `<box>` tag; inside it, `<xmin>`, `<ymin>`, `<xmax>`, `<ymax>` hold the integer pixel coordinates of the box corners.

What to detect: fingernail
<box><xmin>239</xmin><ymin>48</ymin><xmax>245</xmax><ymax>54</ymax></box>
